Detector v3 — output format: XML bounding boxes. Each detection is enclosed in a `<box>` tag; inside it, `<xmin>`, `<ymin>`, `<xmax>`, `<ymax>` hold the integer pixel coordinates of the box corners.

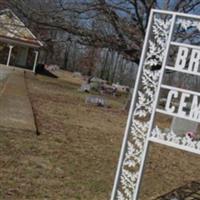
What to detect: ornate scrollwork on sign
<box><xmin>176</xmin><ymin>18</ymin><xmax>200</xmax><ymax>31</ymax></box>
<box><xmin>115</xmin><ymin>16</ymin><xmax>172</xmax><ymax>200</ymax></box>
<box><xmin>151</xmin><ymin>126</ymin><xmax>200</xmax><ymax>150</ymax></box>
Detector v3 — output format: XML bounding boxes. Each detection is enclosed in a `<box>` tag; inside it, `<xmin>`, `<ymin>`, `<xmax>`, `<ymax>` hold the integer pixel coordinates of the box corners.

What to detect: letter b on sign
<box><xmin>175</xmin><ymin>47</ymin><xmax>189</xmax><ymax>69</ymax></box>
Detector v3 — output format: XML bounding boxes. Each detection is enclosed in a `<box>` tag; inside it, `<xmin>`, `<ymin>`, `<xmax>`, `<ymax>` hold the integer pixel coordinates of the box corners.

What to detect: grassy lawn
<box><xmin>0</xmin><ymin>71</ymin><xmax>127</xmax><ymax>200</ymax></box>
<box><xmin>1</xmin><ymin>71</ymin><xmax>200</xmax><ymax>200</ymax></box>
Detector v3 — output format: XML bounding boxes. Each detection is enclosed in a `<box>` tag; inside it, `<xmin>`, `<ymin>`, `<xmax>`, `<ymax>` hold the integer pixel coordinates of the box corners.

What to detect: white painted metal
<box><xmin>112</xmin><ymin>9</ymin><xmax>200</xmax><ymax>200</ymax></box>
<box><xmin>33</xmin><ymin>51</ymin><xmax>39</xmax><ymax>73</ymax></box>
<box><xmin>6</xmin><ymin>45</ymin><xmax>14</xmax><ymax>66</ymax></box>
<box><xmin>156</xmin><ymin>109</ymin><xmax>200</xmax><ymax>123</ymax></box>
<box><xmin>133</xmin><ymin>13</ymin><xmax>177</xmax><ymax>200</ymax></box>
<box><xmin>161</xmin><ymin>84</ymin><xmax>200</xmax><ymax>97</ymax></box>
<box><xmin>166</xmin><ymin>66</ymin><xmax>200</xmax><ymax>76</ymax></box>
<box><xmin>152</xmin><ymin>9</ymin><xmax>200</xmax><ymax>20</ymax></box>
<box><xmin>171</xmin><ymin>41</ymin><xmax>200</xmax><ymax>51</ymax></box>
<box><xmin>110</xmin><ymin>9</ymin><xmax>155</xmax><ymax>200</ymax></box>
<box><xmin>149</xmin><ymin>137</ymin><xmax>200</xmax><ymax>155</ymax></box>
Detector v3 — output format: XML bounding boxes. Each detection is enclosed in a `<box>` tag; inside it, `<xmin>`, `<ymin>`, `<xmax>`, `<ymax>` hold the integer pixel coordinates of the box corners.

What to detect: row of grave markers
<box><xmin>111</xmin><ymin>10</ymin><xmax>200</xmax><ymax>200</ymax></box>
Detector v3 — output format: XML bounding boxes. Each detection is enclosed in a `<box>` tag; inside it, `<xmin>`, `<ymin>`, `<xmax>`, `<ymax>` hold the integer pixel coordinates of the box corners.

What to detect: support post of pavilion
<box><xmin>33</xmin><ymin>51</ymin><xmax>39</xmax><ymax>73</ymax></box>
<box><xmin>6</xmin><ymin>45</ymin><xmax>14</xmax><ymax>66</ymax></box>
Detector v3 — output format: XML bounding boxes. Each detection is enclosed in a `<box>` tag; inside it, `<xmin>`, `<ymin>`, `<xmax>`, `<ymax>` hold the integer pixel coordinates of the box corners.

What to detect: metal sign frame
<box><xmin>111</xmin><ymin>9</ymin><xmax>200</xmax><ymax>200</ymax></box>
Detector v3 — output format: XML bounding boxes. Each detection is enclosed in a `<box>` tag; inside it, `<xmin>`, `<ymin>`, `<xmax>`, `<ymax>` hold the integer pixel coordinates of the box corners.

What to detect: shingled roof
<box><xmin>154</xmin><ymin>181</ymin><xmax>200</xmax><ymax>200</ymax></box>
<box><xmin>0</xmin><ymin>9</ymin><xmax>43</xmax><ymax>48</ymax></box>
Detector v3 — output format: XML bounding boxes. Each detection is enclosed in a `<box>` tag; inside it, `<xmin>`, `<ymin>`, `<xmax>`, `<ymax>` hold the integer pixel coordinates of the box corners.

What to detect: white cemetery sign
<box><xmin>111</xmin><ymin>10</ymin><xmax>200</xmax><ymax>200</ymax></box>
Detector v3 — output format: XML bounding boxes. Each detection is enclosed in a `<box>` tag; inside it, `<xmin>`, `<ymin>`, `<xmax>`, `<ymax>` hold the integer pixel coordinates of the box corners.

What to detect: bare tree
<box><xmin>5</xmin><ymin>0</ymin><xmax>200</xmax><ymax>64</ymax></box>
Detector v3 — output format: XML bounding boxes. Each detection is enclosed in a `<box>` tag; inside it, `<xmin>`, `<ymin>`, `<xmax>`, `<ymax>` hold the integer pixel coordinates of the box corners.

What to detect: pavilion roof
<box><xmin>0</xmin><ymin>9</ymin><xmax>43</xmax><ymax>48</ymax></box>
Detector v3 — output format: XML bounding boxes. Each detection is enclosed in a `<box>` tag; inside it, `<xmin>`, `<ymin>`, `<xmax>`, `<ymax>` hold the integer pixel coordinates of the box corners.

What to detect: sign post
<box><xmin>111</xmin><ymin>9</ymin><xmax>200</xmax><ymax>200</ymax></box>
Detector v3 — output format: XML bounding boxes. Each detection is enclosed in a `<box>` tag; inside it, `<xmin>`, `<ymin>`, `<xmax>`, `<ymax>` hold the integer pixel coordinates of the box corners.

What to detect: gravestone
<box><xmin>85</xmin><ymin>95</ymin><xmax>106</xmax><ymax>107</ymax></box>
<box><xmin>171</xmin><ymin>117</ymin><xmax>198</xmax><ymax>136</ymax></box>
<box><xmin>90</xmin><ymin>81</ymin><xmax>100</xmax><ymax>92</ymax></box>
<box><xmin>80</xmin><ymin>83</ymin><xmax>91</xmax><ymax>92</ymax></box>
<box><xmin>72</xmin><ymin>72</ymin><xmax>82</xmax><ymax>78</ymax></box>
<box><xmin>45</xmin><ymin>64</ymin><xmax>60</xmax><ymax>71</ymax></box>
<box><xmin>100</xmin><ymin>84</ymin><xmax>117</xmax><ymax>96</ymax></box>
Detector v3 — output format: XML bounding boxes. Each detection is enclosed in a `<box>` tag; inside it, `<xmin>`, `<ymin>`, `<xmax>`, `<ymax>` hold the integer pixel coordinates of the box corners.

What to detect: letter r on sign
<box><xmin>188</xmin><ymin>49</ymin><xmax>200</xmax><ymax>72</ymax></box>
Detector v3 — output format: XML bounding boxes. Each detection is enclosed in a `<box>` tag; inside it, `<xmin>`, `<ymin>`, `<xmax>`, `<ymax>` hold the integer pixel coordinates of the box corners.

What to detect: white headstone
<box><xmin>171</xmin><ymin>117</ymin><xmax>198</xmax><ymax>136</ymax></box>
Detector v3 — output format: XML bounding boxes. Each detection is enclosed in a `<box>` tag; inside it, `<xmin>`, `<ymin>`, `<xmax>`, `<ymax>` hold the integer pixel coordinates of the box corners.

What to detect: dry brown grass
<box><xmin>0</xmin><ymin>72</ymin><xmax>127</xmax><ymax>200</ymax></box>
<box><xmin>1</xmin><ymin>71</ymin><xmax>200</xmax><ymax>200</ymax></box>
<box><xmin>139</xmin><ymin>117</ymin><xmax>200</xmax><ymax>200</ymax></box>
<box><xmin>53</xmin><ymin>70</ymin><xmax>84</xmax><ymax>85</ymax></box>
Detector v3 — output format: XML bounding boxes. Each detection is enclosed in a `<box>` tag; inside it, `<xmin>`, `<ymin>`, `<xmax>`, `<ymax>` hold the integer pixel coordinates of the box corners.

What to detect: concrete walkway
<box><xmin>0</xmin><ymin>68</ymin><xmax>36</xmax><ymax>133</ymax></box>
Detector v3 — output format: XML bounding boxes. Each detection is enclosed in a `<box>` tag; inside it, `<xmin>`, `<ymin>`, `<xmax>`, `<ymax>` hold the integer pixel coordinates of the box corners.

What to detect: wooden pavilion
<box><xmin>0</xmin><ymin>9</ymin><xmax>43</xmax><ymax>72</ymax></box>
